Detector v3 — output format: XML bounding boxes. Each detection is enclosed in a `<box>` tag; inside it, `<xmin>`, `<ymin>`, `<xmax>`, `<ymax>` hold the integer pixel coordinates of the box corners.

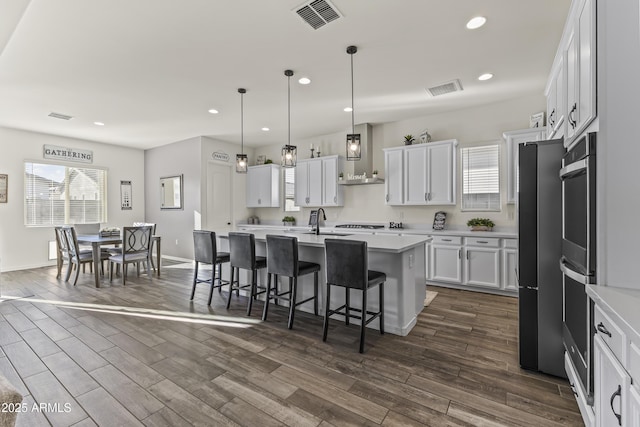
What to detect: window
<box><xmin>24</xmin><ymin>162</ymin><xmax>108</xmax><ymax>226</ymax></box>
<box><xmin>461</xmin><ymin>145</ymin><xmax>500</xmax><ymax>211</ymax></box>
<box><xmin>284</xmin><ymin>167</ymin><xmax>299</xmax><ymax>212</ymax></box>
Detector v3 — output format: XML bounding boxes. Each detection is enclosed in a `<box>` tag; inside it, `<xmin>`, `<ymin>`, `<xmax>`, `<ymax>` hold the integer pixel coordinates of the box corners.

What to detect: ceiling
<box><xmin>0</xmin><ymin>0</ymin><xmax>571</xmax><ymax>150</ymax></box>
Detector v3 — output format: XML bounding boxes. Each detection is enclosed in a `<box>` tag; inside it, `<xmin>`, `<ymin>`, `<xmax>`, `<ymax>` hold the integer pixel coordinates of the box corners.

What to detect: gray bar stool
<box><xmin>226</xmin><ymin>232</ymin><xmax>267</xmax><ymax>316</ymax></box>
<box><xmin>323</xmin><ymin>238</ymin><xmax>386</xmax><ymax>353</ymax></box>
<box><xmin>263</xmin><ymin>235</ymin><xmax>320</xmax><ymax>329</ymax></box>
<box><xmin>191</xmin><ymin>230</ymin><xmax>230</xmax><ymax>305</ymax></box>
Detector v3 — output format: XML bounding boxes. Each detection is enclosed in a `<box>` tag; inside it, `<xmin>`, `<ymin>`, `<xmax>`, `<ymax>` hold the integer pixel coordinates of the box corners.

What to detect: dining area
<box><xmin>54</xmin><ymin>223</ymin><xmax>162</xmax><ymax>288</ymax></box>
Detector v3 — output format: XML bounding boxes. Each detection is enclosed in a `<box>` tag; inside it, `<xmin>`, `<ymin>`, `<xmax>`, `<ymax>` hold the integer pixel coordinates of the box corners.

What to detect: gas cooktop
<box><xmin>335</xmin><ymin>224</ymin><xmax>385</xmax><ymax>229</ymax></box>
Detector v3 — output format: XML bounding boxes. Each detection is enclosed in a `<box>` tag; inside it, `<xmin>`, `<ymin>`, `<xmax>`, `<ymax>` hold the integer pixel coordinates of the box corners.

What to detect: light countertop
<box><xmin>587</xmin><ymin>285</ymin><xmax>640</xmax><ymax>343</ymax></box>
<box><xmin>218</xmin><ymin>229</ymin><xmax>431</xmax><ymax>253</ymax></box>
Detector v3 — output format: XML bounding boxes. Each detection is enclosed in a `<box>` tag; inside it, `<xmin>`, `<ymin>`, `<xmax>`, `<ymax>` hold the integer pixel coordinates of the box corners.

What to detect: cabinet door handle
<box><xmin>258</xmin><ymin>199</ymin><xmax>261</xmax><ymax>205</ymax></box>
<box><xmin>569</xmin><ymin>103</ymin><xmax>577</xmax><ymax>128</ymax></box>
<box><xmin>610</xmin><ymin>384</ymin><xmax>622</xmax><ymax>426</ymax></box>
<box><xmin>334</xmin><ymin>196</ymin><xmax>337</xmax><ymax>203</ymax></box>
<box><xmin>458</xmin><ymin>249</ymin><xmax>461</xmax><ymax>259</ymax></box>
<box><xmin>466</xmin><ymin>250</ymin><xmax>469</xmax><ymax>260</ymax></box>
<box><xmin>425</xmin><ymin>193</ymin><xmax>428</xmax><ymax>201</ymax></box>
<box><xmin>597</xmin><ymin>322</ymin><xmax>612</xmax><ymax>337</ymax></box>
<box><xmin>386</xmin><ymin>194</ymin><xmax>389</xmax><ymax>202</ymax></box>
<box><xmin>427</xmin><ymin>192</ymin><xmax>432</xmax><ymax>201</ymax></box>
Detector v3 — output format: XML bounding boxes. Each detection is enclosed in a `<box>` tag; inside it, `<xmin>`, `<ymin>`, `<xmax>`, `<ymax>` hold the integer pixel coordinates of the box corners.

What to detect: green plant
<box><xmin>265</xmin><ymin>159</ymin><xmax>273</xmax><ymax>164</ymax></box>
<box><xmin>372</xmin><ymin>169</ymin><xmax>378</xmax><ymax>175</ymax></box>
<box><xmin>282</xmin><ymin>216</ymin><xmax>296</xmax><ymax>223</ymax></box>
<box><xmin>404</xmin><ymin>134</ymin><xmax>415</xmax><ymax>143</ymax></box>
<box><xmin>466</xmin><ymin>218</ymin><xmax>495</xmax><ymax>228</ymax></box>
<box><xmin>338</xmin><ymin>172</ymin><xmax>344</xmax><ymax>178</ymax></box>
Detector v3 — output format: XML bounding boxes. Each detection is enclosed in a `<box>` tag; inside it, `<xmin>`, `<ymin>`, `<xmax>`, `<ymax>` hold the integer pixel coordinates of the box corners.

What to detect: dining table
<box><xmin>76</xmin><ymin>234</ymin><xmax>162</xmax><ymax>288</ymax></box>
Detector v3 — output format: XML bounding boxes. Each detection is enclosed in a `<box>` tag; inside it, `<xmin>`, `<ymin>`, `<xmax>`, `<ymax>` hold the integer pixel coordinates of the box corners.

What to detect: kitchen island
<box><xmin>217</xmin><ymin>229</ymin><xmax>430</xmax><ymax>336</ymax></box>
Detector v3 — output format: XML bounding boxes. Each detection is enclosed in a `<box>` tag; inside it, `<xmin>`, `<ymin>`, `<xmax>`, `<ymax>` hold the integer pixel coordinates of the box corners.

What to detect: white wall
<box><xmin>0</xmin><ymin>127</ymin><xmax>145</xmax><ymax>271</ymax></box>
<box><xmin>252</xmin><ymin>94</ymin><xmax>545</xmax><ymax>230</ymax></box>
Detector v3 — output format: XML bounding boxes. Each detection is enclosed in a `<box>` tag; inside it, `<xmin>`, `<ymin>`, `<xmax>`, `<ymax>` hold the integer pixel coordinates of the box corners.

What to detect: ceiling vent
<box><xmin>294</xmin><ymin>0</ymin><xmax>341</xmax><ymax>30</ymax></box>
<box><xmin>426</xmin><ymin>79</ymin><xmax>464</xmax><ymax>97</ymax></box>
<box><xmin>48</xmin><ymin>112</ymin><xmax>73</xmax><ymax>120</ymax></box>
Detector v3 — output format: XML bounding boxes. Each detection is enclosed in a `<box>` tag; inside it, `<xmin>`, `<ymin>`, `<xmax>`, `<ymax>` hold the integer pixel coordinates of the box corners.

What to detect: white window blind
<box><xmin>462</xmin><ymin>145</ymin><xmax>500</xmax><ymax>211</ymax></box>
<box><xmin>24</xmin><ymin>162</ymin><xmax>108</xmax><ymax>226</ymax></box>
<box><xmin>284</xmin><ymin>167</ymin><xmax>299</xmax><ymax>212</ymax></box>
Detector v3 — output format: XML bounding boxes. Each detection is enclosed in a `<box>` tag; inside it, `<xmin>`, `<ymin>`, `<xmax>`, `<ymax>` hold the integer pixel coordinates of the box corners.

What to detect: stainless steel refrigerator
<box><xmin>517</xmin><ymin>139</ymin><xmax>566</xmax><ymax>378</ymax></box>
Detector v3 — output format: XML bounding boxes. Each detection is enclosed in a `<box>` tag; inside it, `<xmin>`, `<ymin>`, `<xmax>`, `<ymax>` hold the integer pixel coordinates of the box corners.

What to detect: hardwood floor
<box><xmin>0</xmin><ymin>262</ymin><xmax>583</xmax><ymax>426</ymax></box>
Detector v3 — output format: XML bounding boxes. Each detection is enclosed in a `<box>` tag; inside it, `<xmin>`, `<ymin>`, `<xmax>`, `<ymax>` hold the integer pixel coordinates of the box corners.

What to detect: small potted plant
<box><xmin>372</xmin><ymin>170</ymin><xmax>378</xmax><ymax>179</ymax></box>
<box><xmin>338</xmin><ymin>172</ymin><xmax>344</xmax><ymax>180</ymax></box>
<box><xmin>467</xmin><ymin>218</ymin><xmax>495</xmax><ymax>232</ymax></box>
<box><xmin>265</xmin><ymin>159</ymin><xmax>273</xmax><ymax>164</ymax></box>
<box><xmin>404</xmin><ymin>135</ymin><xmax>415</xmax><ymax>145</ymax></box>
<box><xmin>282</xmin><ymin>216</ymin><xmax>296</xmax><ymax>227</ymax></box>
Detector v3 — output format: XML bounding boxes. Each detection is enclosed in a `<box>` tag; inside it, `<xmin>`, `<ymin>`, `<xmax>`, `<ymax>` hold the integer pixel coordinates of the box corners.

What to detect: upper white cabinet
<box><xmin>246</xmin><ymin>164</ymin><xmax>280</xmax><ymax>208</ymax></box>
<box><xmin>294</xmin><ymin>155</ymin><xmax>344</xmax><ymax>207</ymax></box>
<box><xmin>383</xmin><ymin>139</ymin><xmax>457</xmax><ymax>206</ymax></box>
<box><xmin>546</xmin><ymin>56</ymin><xmax>565</xmax><ymax>140</ymax></box>
<box><xmin>504</xmin><ymin>128</ymin><xmax>547</xmax><ymax>204</ymax></box>
<box><xmin>547</xmin><ymin>0</ymin><xmax>596</xmax><ymax>147</ymax></box>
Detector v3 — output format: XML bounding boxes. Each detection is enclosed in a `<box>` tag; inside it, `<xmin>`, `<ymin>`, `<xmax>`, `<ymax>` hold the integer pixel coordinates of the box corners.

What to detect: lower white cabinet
<box><xmin>428</xmin><ymin>234</ymin><xmax>517</xmax><ymax>294</ymax></box>
<box><xmin>594</xmin><ymin>334</ymin><xmax>629</xmax><ymax>427</ymax></box>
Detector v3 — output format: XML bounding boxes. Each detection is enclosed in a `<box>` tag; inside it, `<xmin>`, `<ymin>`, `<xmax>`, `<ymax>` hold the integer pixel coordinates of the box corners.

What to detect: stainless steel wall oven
<box><xmin>559</xmin><ymin>132</ymin><xmax>597</xmax><ymax>404</ymax></box>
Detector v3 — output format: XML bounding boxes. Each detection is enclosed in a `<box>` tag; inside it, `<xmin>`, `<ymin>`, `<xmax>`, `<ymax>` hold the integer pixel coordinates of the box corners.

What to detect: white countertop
<box><xmin>219</xmin><ymin>229</ymin><xmax>431</xmax><ymax>253</ymax></box>
<box><xmin>587</xmin><ymin>285</ymin><xmax>640</xmax><ymax>343</ymax></box>
<box><xmin>236</xmin><ymin>223</ymin><xmax>517</xmax><ymax>239</ymax></box>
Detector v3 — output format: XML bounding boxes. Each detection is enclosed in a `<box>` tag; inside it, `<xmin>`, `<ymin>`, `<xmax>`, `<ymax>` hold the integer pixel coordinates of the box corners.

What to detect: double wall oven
<box><xmin>559</xmin><ymin>132</ymin><xmax>597</xmax><ymax>404</ymax></box>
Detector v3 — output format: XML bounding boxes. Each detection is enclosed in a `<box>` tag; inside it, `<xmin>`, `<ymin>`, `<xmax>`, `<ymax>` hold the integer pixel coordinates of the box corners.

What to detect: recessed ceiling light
<box><xmin>94</xmin><ymin>121</ymin><xmax>105</xmax><ymax>126</ymax></box>
<box><xmin>298</xmin><ymin>77</ymin><xmax>311</xmax><ymax>85</ymax></box>
<box><xmin>261</xmin><ymin>127</ymin><xmax>270</xmax><ymax>131</ymax></box>
<box><xmin>344</xmin><ymin>107</ymin><xmax>353</xmax><ymax>112</ymax></box>
<box><xmin>466</xmin><ymin>16</ymin><xmax>486</xmax><ymax>30</ymax></box>
<box><xmin>478</xmin><ymin>73</ymin><xmax>494</xmax><ymax>81</ymax></box>
<box><xmin>208</xmin><ymin>109</ymin><xmax>219</xmax><ymax>114</ymax></box>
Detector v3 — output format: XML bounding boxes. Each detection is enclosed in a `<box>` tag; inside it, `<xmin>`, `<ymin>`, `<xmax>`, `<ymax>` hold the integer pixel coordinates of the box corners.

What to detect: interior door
<box><xmin>206</xmin><ymin>162</ymin><xmax>232</xmax><ymax>229</ymax></box>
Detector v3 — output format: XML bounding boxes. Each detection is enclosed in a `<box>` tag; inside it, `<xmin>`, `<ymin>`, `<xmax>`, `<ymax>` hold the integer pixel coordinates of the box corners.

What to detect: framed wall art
<box><xmin>0</xmin><ymin>174</ymin><xmax>7</xmax><ymax>203</ymax></box>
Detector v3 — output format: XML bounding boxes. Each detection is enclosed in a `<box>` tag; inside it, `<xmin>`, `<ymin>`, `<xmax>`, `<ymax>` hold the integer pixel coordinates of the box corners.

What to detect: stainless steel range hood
<box><xmin>339</xmin><ymin>123</ymin><xmax>384</xmax><ymax>185</ymax></box>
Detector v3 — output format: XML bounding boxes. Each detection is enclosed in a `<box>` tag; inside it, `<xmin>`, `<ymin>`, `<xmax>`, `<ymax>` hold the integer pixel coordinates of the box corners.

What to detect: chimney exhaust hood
<box><xmin>338</xmin><ymin>123</ymin><xmax>384</xmax><ymax>185</ymax></box>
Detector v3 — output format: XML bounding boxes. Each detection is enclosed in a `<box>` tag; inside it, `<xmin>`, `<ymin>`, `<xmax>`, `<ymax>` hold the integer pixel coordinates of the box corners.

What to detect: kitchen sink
<box><xmin>302</xmin><ymin>232</ymin><xmax>352</xmax><ymax>236</ymax></box>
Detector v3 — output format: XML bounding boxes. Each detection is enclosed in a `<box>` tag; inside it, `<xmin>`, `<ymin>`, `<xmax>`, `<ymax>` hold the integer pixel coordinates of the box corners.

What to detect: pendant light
<box><xmin>236</xmin><ymin>88</ymin><xmax>248</xmax><ymax>173</ymax></box>
<box><xmin>281</xmin><ymin>69</ymin><xmax>297</xmax><ymax>167</ymax></box>
<box><xmin>346</xmin><ymin>45</ymin><xmax>361</xmax><ymax>161</ymax></box>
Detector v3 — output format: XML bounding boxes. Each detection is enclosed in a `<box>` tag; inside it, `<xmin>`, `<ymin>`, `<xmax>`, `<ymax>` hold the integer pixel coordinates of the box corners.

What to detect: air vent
<box><xmin>294</xmin><ymin>0</ymin><xmax>341</xmax><ymax>30</ymax></box>
<box><xmin>48</xmin><ymin>112</ymin><xmax>73</xmax><ymax>120</ymax></box>
<box><xmin>426</xmin><ymin>79</ymin><xmax>464</xmax><ymax>97</ymax></box>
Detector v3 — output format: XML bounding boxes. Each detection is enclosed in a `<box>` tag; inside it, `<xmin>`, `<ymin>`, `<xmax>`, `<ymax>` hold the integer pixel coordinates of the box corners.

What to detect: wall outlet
<box><xmin>175</xmin><ymin>239</ymin><xmax>179</xmax><ymax>245</ymax></box>
<box><xmin>508</xmin><ymin>210</ymin><xmax>515</xmax><ymax>220</ymax></box>
<box><xmin>409</xmin><ymin>254</ymin><xmax>414</xmax><ymax>268</ymax></box>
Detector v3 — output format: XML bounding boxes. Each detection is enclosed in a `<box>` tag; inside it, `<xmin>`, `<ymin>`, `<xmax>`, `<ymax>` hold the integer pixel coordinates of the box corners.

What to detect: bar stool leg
<box><xmin>313</xmin><ymin>272</ymin><xmax>318</xmax><ymax>316</ymax></box>
<box><xmin>226</xmin><ymin>267</ymin><xmax>235</xmax><ymax>309</ymax></box>
<box><xmin>274</xmin><ymin>275</ymin><xmax>279</xmax><ymax>306</ymax></box>
<box><xmin>345</xmin><ymin>289</ymin><xmax>350</xmax><ymax>326</ymax></box>
<box><xmin>207</xmin><ymin>271</ymin><xmax>215</xmax><ymax>305</ymax></box>
<box><xmin>217</xmin><ymin>263</ymin><xmax>223</xmax><ymax>293</ymax></box>
<box><xmin>322</xmin><ymin>284</ymin><xmax>331</xmax><ymax>342</ymax></box>
<box><xmin>262</xmin><ymin>273</ymin><xmax>272</xmax><ymax>321</ymax></box>
<box><xmin>379</xmin><ymin>283</ymin><xmax>385</xmax><ymax>335</ymax></box>
<box><xmin>287</xmin><ymin>277</ymin><xmax>297</xmax><ymax>330</ymax></box>
<box><xmin>360</xmin><ymin>289</ymin><xmax>367</xmax><ymax>353</ymax></box>
<box><xmin>190</xmin><ymin>261</ymin><xmax>199</xmax><ymax>300</ymax></box>
<box><xmin>246</xmin><ymin>269</ymin><xmax>256</xmax><ymax>316</ymax></box>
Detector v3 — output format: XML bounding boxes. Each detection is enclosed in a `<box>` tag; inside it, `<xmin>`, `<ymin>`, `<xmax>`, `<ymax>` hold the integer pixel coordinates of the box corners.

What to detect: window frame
<box><xmin>460</xmin><ymin>144</ymin><xmax>501</xmax><ymax>212</ymax></box>
<box><xmin>24</xmin><ymin>160</ymin><xmax>108</xmax><ymax>227</ymax></box>
<box><xmin>283</xmin><ymin>166</ymin><xmax>300</xmax><ymax>212</ymax></box>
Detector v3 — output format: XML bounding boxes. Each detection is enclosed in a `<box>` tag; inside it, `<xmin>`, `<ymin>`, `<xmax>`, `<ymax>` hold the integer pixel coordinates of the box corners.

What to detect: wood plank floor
<box><xmin>0</xmin><ymin>262</ymin><xmax>583</xmax><ymax>426</ymax></box>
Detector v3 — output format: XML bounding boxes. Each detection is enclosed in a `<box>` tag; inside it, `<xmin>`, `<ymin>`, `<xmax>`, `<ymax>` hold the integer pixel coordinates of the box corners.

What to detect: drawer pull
<box><xmin>610</xmin><ymin>384</ymin><xmax>622</xmax><ymax>426</ymax></box>
<box><xmin>442</xmin><ymin>239</ymin><xmax>452</xmax><ymax>242</ymax></box>
<box><xmin>597</xmin><ymin>322</ymin><xmax>612</xmax><ymax>338</ymax></box>
<box><xmin>476</xmin><ymin>240</ymin><xmax>489</xmax><ymax>244</ymax></box>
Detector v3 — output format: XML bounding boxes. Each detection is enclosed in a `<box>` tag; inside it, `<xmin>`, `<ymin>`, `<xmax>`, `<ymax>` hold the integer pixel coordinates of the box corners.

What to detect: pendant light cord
<box><xmin>288</xmin><ymin>73</ymin><xmax>291</xmax><ymax>146</ymax></box>
<box><xmin>240</xmin><ymin>91</ymin><xmax>244</xmax><ymax>155</ymax></box>
<box><xmin>350</xmin><ymin>51</ymin><xmax>355</xmax><ymax>135</ymax></box>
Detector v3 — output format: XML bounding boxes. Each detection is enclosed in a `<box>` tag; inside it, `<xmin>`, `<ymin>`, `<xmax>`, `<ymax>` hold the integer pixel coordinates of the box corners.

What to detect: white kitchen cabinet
<box><xmin>502</xmin><ymin>240</ymin><xmax>518</xmax><ymax>291</ymax></box>
<box><xmin>546</xmin><ymin>55</ymin><xmax>565</xmax><ymax>140</ymax></box>
<box><xmin>504</xmin><ymin>128</ymin><xmax>546</xmax><ymax>204</ymax></box>
<box><xmin>384</xmin><ymin>148</ymin><xmax>404</xmax><ymax>205</ymax></box>
<box><xmin>594</xmin><ymin>334</ymin><xmax>629</xmax><ymax>427</ymax></box>
<box><xmin>294</xmin><ymin>155</ymin><xmax>344</xmax><ymax>207</ymax></box>
<box><xmin>629</xmin><ymin>386</ymin><xmax>640</xmax><ymax>427</ymax></box>
<box><xmin>564</xmin><ymin>0</ymin><xmax>597</xmax><ymax>146</ymax></box>
<box><xmin>431</xmin><ymin>236</ymin><xmax>462</xmax><ymax>283</ymax></box>
<box><xmin>464</xmin><ymin>238</ymin><xmax>500</xmax><ymax>289</ymax></box>
<box><xmin>384</xmin><ymin>139</ymin><xmax>457</xmax><ymax>206</ymax></box>
<box><xmin>246</xmin><ymin>164</ymin><xmax>280</xmax><ymax>208</ymax></box>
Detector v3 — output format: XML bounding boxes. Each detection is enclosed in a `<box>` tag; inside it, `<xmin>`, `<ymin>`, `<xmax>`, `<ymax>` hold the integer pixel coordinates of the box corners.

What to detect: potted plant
<box><xmin>338</xmin><ymin>172</ymin><xmax>344</xmax><ymax>180</ymax></box>
<box><xmin>372</xmin><ymin>169</ymin><xmax>378</xmax><ymax>179</ymax></box>
<box><xmin>467</xmin><ymin>218</ymin><xmax>495</xmax><ymax>232</ymax></box>
<box><xmin>265</xmin><ymin>159</ymin><xmax>273</xmax><ymax>164</ymax></box>
<box><xmin>282</xmin><ymin>216</ymin><xmax>296</xmax><ymax>226</ymax></box>
<box><xmin>404</xmin><ymin>134</ymin><xmax>415</xmax><ymax>145</ymax></box>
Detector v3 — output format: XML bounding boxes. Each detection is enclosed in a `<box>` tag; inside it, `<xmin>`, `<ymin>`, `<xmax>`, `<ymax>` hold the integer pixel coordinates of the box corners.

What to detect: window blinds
<box><xmin>284</xmin><ymin>167</ymin><xmax>299</xmax><ymax>212</ymax></box>
<box><xmin>462</xmin><ymin>145</ymin><xmax>500</xmax><ymax>211</ymax></box>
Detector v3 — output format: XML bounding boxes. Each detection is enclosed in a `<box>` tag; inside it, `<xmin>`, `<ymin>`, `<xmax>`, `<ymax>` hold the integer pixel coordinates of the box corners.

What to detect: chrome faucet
<box><xmin>315</xmin><ymin>208</ymin><xmax>327</xmax><ymax>235</ymax></box>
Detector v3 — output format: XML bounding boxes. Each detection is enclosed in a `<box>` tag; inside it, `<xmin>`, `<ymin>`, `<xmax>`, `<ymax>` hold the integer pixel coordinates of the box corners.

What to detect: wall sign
<box><xmin>120</xmin><ymin>180</ymin><xmax>132</xmax><ymax>210</ymax></box>
<box><xmin>43</xmin><ymin>145</ymin><xmax>93</xmax><ymax>163</ymax></box>
<box><xmin>212</xmin><ymin>151</ymin><xmax>230</xmax><ymax>162</ymax></box>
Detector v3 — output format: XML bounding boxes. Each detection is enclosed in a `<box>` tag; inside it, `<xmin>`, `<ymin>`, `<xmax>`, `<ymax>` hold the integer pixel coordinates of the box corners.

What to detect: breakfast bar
<box><xmin>218</xmin><ymin>230</ymin><xmax>430</xmax><ymax>336</ymax></box>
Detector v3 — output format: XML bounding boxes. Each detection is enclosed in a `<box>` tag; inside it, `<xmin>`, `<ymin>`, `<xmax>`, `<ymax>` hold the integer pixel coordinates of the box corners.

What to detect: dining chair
<box><xmin>133</xmin><ymin>222</ymin><xmax>157</xmax><ymax>272</ymax></box>
<box><xmin>191</xmin><ymin>230</ymin><xmax>230</xmax><ymax>305</ymax></box>
<box><xmin>108</xmin><ymin>226</ymin><xmax>153</xmax><ymax>285</ymax></box>
<box><xmin>323</xmin><ymin>238</ymin><xmax>386</xmax><ymax>353</ymax></box>
<box><xmin>61</xmin><ymin>226</ymin><xmax>109</xmax><ymax>286</ymax></box>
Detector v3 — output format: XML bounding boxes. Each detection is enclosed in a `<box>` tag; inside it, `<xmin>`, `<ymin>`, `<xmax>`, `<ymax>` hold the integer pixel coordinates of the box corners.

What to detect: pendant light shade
<box><xmin>282</xmin><ymin>70</ymin><xmax>297</xmax><ymax>167</ymax></box>
<box><xmin>346</xmin><ymin>45</ymin><xmax>361</xmax><ymax>161</ymax></box>
<box><xmin>236</xmin><ymin>88</ymin><xmax>248</xmax><ymax>173</ymax></box>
